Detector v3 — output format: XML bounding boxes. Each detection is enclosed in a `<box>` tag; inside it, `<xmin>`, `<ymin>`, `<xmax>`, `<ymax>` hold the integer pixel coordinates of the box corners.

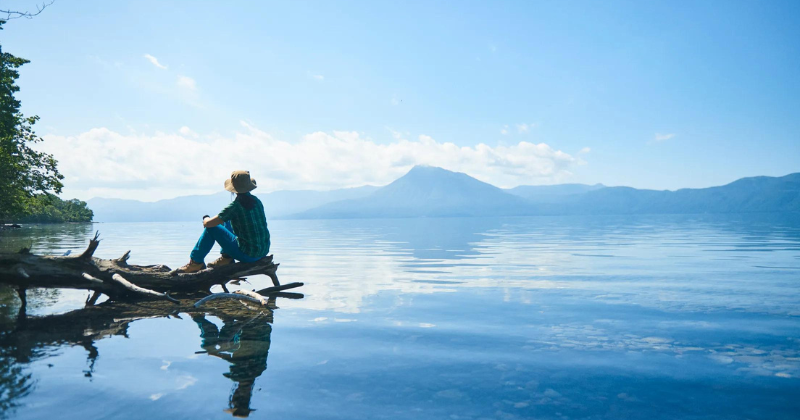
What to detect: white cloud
<box><xmin>143</xmin><ymin>54</ymin><xmax>167</xmax><ymax>70</ymax></box>
<box><xmin>388</xmin><ymin>128</ymin><xmax>407</xmax><ymax>140</ymax></box>
<box><xmin>177</xmin><ymin>75</ymin><xmax>196</xmax><ymax>91</ymax></box>
<box><xmin>179</xmin><ymin>126</ymin><xmax>198</xmax><ymax>138</ymax></box>
<box><xmin>653</xmin><ymin>133</ymin><xmax>675</xmax><ymax>142</ymax></box>
<box><xmin>500</xmin><ymin>125</ymin><xmax>509</xmax><ymax>135</ymax></box>
<box><xmin>391</xmin><ymin>95</ymin><xmax>400</xmax><ymax>106</ymax></box>
<box><xmin>40</xmin><ymin>124</ymin><xmax>580</xmax><ymax>201</ymax></box>
<box><xmin>579</xmin><ymin>147</ymin><xmax>591</xmax><ymax>154</ymax></box>
<box><xmin>517</xmin><ymin>123</ymin><xmax>537</xmax><ymax>134</ymax></box>
<box><xmin>308</xmin><ymin>72</ymin><xmax>324</xmax><ymax>81</ymax></box>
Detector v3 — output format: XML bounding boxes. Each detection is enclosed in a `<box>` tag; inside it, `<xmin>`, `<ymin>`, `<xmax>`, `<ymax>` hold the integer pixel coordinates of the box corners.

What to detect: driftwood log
<box><xmin>0</xmin><ymin>232</ymin><xmax>287</xmax><ymax>305</ymax></box>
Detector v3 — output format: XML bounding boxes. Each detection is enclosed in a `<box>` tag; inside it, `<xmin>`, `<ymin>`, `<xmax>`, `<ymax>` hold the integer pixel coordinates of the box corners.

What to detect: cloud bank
<box><xmin>41</xmin><ymin>124</ymin><xmax>580</xmax><ymax>201</ymax></box>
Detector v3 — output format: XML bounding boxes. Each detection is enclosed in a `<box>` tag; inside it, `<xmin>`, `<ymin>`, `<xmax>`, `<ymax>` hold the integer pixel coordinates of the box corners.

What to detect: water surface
<box><xmin>1</xmin><ymin>215</ymin><xmax>799</xmax><ymax>419</ymax></box>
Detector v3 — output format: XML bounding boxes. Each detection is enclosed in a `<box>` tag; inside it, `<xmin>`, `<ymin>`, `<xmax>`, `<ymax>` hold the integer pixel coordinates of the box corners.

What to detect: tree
<box><xmin>20</xmin><ymin>194</ymin><xmax>93</xmax><ymax>223</ymax></box>
<box><xmin>0</xmin><ymin>19</ymin><xmax>65</xmax><ymax>222</ymax></box>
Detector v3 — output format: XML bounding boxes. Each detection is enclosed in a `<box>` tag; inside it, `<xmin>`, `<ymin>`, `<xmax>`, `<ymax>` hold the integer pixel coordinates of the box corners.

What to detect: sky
<box><xmin>2</xmin><ymin>0</ymin><xmax>799</xmax><ymax>201</ymax></box>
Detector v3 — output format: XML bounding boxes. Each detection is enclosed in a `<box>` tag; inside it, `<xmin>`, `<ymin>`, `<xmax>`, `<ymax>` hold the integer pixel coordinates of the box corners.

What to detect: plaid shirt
<box><xmin>219</xmin><ymin>194</ymin><xmax>270</xmax><ymax>258</ymax></box>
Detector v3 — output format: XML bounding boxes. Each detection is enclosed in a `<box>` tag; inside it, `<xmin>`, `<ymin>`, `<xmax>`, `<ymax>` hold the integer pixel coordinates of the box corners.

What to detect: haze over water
<box><xmin>1</xmin><ymin>214</ymin><xmax>799</xmax><ymax>419</ymax></box>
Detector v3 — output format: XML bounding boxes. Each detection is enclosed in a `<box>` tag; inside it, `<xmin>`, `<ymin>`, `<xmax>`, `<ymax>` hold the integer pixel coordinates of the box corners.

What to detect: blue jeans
<box><xmin>190</xmin><ymin>222</ymin><xmax>263</xmax><ymax>263</ymax></box>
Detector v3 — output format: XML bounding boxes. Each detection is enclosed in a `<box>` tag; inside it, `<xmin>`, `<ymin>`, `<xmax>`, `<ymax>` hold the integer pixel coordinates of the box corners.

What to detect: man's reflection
<box><xmin>192</xmin><ymin>307</ymin><xmax>273</xmax><ymax>418</ymax></box>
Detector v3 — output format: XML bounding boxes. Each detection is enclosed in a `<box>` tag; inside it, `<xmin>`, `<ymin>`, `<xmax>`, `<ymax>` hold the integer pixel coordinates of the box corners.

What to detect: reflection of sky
<box><xmin>2</xmin><ymin>214</ymin><xmax>800</xmax><ymax>419</ymax></box>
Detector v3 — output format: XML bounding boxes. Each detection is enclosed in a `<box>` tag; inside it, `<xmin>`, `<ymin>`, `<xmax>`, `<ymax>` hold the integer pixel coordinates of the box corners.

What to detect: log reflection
<box><xmin>0</xmin><ymin>288</ymin><xmax>299</xmax><ymax>418</ymax></box>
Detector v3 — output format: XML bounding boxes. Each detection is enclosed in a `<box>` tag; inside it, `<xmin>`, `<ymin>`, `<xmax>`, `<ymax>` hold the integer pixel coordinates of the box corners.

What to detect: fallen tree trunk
<box><xmin>0</xmin><ymin>232</ymin><xmax>284</xmax><ymax>302</ymax></box>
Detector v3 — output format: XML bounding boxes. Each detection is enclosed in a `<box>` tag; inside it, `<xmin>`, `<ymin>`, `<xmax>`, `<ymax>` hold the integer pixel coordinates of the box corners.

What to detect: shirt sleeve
<box><xmin>218</xmin><ymin>201</ymin><xmax>238</xmax><ymax>222</ymax></box>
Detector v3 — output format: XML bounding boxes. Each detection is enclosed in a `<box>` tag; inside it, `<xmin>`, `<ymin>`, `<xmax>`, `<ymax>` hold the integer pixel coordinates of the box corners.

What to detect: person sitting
<box><xmin>175</xmin><ymin>170</ymin><xmax>271</xmax><ymax>274</ymax></box>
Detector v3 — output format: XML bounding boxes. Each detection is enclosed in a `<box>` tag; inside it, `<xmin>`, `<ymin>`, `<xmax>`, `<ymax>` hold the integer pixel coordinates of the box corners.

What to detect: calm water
<box><xmin>1</xmin><ymin>215</ymin><xmax>799</xmax><ymax>419</ymax></box>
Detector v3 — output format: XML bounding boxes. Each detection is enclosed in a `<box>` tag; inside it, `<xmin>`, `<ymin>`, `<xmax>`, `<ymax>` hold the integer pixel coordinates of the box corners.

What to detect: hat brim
<box><xmin>224</xmin><ymin>178</ymin><xmax>257</xmax><ymax>193</ymax></box>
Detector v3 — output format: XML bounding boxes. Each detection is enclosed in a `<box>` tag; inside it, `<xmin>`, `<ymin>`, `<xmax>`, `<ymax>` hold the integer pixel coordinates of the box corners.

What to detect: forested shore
<box><xmin>1</xmin><ymin>19</ymin><xmax>92</xmax><ymax>225</ymax></box>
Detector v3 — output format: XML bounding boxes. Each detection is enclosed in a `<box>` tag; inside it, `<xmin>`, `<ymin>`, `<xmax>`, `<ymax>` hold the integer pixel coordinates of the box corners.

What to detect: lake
<box><xmin>1</xmin><ymin>215</ymin><xmax>799</xmax><ymax>419</ymax></box>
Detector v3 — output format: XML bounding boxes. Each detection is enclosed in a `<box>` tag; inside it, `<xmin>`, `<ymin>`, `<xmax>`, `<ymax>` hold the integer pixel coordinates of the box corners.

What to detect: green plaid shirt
<box><xmin>218</xmin><ymin>194</ymin><xmax>270</xmax><ymax>258</ymax></box>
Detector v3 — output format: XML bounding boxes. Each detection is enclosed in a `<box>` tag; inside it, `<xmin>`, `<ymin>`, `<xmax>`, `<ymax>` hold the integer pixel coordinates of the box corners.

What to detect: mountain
<box><xmin>87</xmin><ymin>167</ymin><xmax>800</xmax><ymax>222</ymax></box>
<box><xmin>88</xmin><ymin>186</ymin><xmax>379</xmax><ymax>222</ymax></box>
<box><xmin>560</xmin><ymin>173</ymin><xmax>800</xmax><ymax>215</ymax></box>
<box><xmin>507</xmin><ymin>183</ymin><xmax>606</xmax><ymax>202</ymax></box>
<box><xmin>292</xmin><ymin>166</ymin><xmax>532</xmax><ymax>219</ymax></box>
<box><xmin>290</xmin><ymin>167</ymin><xmax>800</xmax><ymax>219</ymax></box>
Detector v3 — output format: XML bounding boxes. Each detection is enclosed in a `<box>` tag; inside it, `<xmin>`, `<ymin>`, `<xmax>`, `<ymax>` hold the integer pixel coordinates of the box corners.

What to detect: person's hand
<box><xmin>203</xmin><ymin>215</ymin><xmax>223</xmax><ymax>228</ymax></box>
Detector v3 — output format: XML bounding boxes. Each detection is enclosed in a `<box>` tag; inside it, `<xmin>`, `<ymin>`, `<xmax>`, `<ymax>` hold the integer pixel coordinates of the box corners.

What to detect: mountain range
<box><xmin>88</xmin><ymin>166</ymin><xmax>800</xmax><ymax>222</ymax></box>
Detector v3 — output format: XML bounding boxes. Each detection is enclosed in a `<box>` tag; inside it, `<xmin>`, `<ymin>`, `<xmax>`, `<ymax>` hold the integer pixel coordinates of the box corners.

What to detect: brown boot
<box><xmin>174</xmin><ymin>259</ymin><xmax>206</xmax><ymax>274</ymax></box>
<box><xmin>208</xmin><ymin>254</ymin><xmax>234</xmax><ymax>269</ymax></box>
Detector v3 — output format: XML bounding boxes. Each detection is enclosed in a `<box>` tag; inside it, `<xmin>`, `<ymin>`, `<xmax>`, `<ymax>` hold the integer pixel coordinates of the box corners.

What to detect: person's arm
<box><xmin>211</xmin><ymin>201</ymin><xmax>236</xmax><ymax>228</ymax></box>
<box><xmin>203</xmin><ymin>215</ymin><xmax>224</xmax><ymax>228</ymax></box>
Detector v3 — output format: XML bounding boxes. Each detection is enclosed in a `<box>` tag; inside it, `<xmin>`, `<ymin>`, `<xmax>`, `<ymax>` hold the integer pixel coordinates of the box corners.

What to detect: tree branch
<box><xmin>111</xmin><ymin>273</ymin><xmax>179</xmax><ymax>304</ymax></box>
<box><xmin>1</xmin><ymin>0</ymin><xmax>55</xmax><ymax>20</ymax></box>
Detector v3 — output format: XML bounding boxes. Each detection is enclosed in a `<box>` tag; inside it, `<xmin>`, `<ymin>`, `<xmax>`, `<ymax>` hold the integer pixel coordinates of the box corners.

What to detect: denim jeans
<box><xmin>190</xmin><ymin>221</ymin><xmax>264</xmax><ymax>263</ymax></box>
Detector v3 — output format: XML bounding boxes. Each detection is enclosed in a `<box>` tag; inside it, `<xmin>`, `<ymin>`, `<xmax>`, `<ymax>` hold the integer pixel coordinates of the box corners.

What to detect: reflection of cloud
<box><xmin>435</xmin><ymin>389</ymin><xmax>465</xmax><ymax>399</ymax></box>
<box><xmin>176</xmin><ymin>375</ymin><xmax>197</xmax><ymax>390</ymax></box>
<box><xmin>149</xmin><ymin>393</ymin><xmax>163</xmax><ymax>401</ymax></box>
<box><xmin>517</xmin><ymin>321</ymin><xmax>800</xmax><ymax>379</ymax></box>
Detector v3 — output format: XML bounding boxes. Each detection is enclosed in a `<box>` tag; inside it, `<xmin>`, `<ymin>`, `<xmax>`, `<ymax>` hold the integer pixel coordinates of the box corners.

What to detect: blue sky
<box><xmin>3</xmin><ymin>0</ymin><xmax>799</xmax><ymax>200</ymax></box>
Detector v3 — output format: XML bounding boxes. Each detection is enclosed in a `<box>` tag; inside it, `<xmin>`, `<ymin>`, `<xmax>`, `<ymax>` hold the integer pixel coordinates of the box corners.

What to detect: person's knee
<box><xmin>205</xmin><ymin>225</ymin><xmax>235</xmax><ymax>243</ymax></box>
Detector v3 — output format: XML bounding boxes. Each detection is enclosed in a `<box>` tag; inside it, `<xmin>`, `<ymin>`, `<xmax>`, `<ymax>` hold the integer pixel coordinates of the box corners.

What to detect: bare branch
<box><xmin>81</xmin><ymin>272</ymin><xmax>103</xmax><ymax>284</ymax></box>
<box><xmin>111</xmin><ymin>273</ymin><xmax>179</xmax><ymax>304</ymax></box>
<box><xmin>1</xmin><ymin>0</ymin><xmax>55</xmax><ymax>20</ymax></box>
<box><xmin>116</xmin><ymin>250</ymin><xmax>131</xmax><ymax>264</ymax></box>
<box><xmin>233</xmin><ymin>289</ymin><xmax>269</xmax><ymax>305</ymax></box>
<box><xmin>76</xmin><ymin>231</ymin><xmax>101</xmax><ymax>260</ymax></box>
<box><xmin>256</xmin><ymin>282</ymin><xmax>303</xmax><ymax>295</ymax></box>
<box><xmin>85</xmin><ymin>291</ymin><xmax>101</xmax><ymax>306</ymax></box>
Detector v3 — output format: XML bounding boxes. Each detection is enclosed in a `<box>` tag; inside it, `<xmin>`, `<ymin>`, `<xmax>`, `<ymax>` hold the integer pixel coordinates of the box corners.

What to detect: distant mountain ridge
<box><xmin>87</xmin><ymin>166</ymin><xmax>800</xmax><ymax>222</ymax></box>
<box><xmin>559</xmin><ymin>173</ymin><xmax>800</xmax><ymax>215</ymax></box>
<box><xmin>290</xmin><ymin>167</ymin><xmax>800</xmax><ymax>219</ymax></box>
<box><xmin>294</xmin><ymin>166</ymin><xmax>531</xmax><ymax>218</ymax></box>
<box><xmin>506</xmin><ymin>183</ymin><xmax>606</xmax><ymax>203</ymax></box>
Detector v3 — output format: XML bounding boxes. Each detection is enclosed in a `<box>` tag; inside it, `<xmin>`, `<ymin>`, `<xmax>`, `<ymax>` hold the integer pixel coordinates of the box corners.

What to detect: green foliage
<box><xmin>0</xmin><ymin>20</ymin><xmax>70</xmax><ymax>223</ymax></box>
<box><xmin>20</xmin><ymin>193</ymin><xmax>93</xmax><ymax>223</ymax></box>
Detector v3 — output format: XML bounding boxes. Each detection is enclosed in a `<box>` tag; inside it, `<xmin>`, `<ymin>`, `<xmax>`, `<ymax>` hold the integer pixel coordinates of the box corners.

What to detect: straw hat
<box><xmin>224</xmin><ymin>170</ymin><xmax>257</xmax><ymax>193</ymax></box>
